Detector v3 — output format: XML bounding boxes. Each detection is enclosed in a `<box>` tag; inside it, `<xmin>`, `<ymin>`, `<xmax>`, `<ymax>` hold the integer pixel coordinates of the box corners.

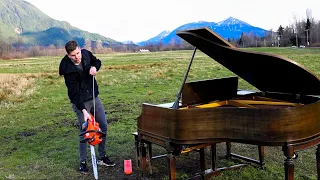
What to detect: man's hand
<box><xmin>89</xmin><ymin>66</ymin><xmax>97</xmax><ymax>76</ymax></box>
<box><xmin>82</xmin><ymin>109</ymin><xmax>91</xmax><ymax>121</ymax></box>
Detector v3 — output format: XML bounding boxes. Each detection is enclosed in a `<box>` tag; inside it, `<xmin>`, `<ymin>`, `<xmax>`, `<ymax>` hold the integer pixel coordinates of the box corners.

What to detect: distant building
<box><xmin>139</xmin><ymin>49</ymin><xmax>150</xmax><ymax>52</ymax></box>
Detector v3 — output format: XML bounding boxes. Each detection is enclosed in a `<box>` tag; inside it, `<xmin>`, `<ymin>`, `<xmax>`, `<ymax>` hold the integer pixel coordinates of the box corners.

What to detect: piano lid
<box><xmin>176</xmin><ymin>27</ymin><xmax>320</xmax><ymax>95</ymax></box>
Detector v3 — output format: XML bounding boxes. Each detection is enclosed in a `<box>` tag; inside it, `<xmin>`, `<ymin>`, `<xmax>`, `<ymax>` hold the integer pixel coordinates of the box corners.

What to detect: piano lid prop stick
<box><xmin>172</xmin><ymin>47</ymin><xmax>197</xmax><ymax>109</ymax></box>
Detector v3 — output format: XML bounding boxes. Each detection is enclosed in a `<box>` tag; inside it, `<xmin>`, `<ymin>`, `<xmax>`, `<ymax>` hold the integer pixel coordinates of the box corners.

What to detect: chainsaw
<box><xmin>79</xmin><ymin>76</ymin><xmax>104</xmax><ymax>180</ymax></box>
<box><xmin>79</xmin><ymin>114</ymin><xmax>105</xmax><ymax>146</ymax></box>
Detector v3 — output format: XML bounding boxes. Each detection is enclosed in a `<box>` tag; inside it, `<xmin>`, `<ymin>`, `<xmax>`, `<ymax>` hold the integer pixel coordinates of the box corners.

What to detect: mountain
<box><xmin>137</xmin><ymin>30</ymin><xmax>171</xmax><ymax>46</ymax></box>
<box><xmin>0</xmin><ymin>0</ymin><xmax>120</xmax><ymax>47</ymax></box>
<box><xmin>137</xmin><ymin>17</ymin><xmax>268</xmax><ymax>46</ymax></box>
<box><xmin>213</xmin><ymin>17</ymin><xmax>267</xmax><ymax>39</ymax></box>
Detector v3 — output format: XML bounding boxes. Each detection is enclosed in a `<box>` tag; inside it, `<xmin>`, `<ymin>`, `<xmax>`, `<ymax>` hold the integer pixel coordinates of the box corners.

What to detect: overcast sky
<box><xmin>24</xmin><ymin>0</ymin><xmax>320</xmax><ymax>42</ymax></box>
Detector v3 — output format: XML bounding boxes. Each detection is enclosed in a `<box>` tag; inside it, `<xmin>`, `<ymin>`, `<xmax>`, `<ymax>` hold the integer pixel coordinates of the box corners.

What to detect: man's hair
<box><xmin>65</xmin><ymin>40</ymin><xmax>79</xmax><ymax>54</ymax></box>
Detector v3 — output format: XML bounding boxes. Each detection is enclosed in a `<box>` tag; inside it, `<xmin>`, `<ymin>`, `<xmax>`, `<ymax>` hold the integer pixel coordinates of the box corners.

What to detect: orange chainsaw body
<box><xmin>80</xmin><ymin>114</ymin><xmax>105</xmax><ymax>146</ymax></box>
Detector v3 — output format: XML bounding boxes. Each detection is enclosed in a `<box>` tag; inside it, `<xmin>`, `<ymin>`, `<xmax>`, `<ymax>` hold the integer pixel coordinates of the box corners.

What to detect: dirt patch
<box><xmin>18</xmin><ymin>131</ymin><xmax>37</xmax><ymax>137</ymax></box>
<box><xmin>75</xmin><ymin>142</ymin><xmax>258</xmax><ymax>180</ymax></box>
<box><xmin>107</xmin><ymin>117</ymin><xmax>120</xmax><ymax>123</ymax></box>
<box><xmin>76</xmin><ymin>145</ymin><xmax>236</xmax><ymax>180</ymax></box>
<box><xmin>102</xmin><ymin>63</ymin><xmax>167</xmax><ymax>71</ymax></box>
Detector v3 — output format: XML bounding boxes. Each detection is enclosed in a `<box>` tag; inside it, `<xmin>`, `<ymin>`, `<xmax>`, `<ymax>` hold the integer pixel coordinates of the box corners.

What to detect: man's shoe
<box><xmin>79</xmin><ymin>161</ymin><xmax>89</xmax><ymax>174</ymax></box>
<box><xmin>97</xmin><ymin>155</ymin><xmax>116</xmax><ymax>167</ymax></box>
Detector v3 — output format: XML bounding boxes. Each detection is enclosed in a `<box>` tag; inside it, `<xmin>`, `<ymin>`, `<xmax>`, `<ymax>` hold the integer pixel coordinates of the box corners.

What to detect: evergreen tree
<box><xmin>238</xmin><ymin>33</ymin><xmax>243</xmax><ymax>47</ymax></box>
<box><xmin>306</xmin><ymin>18</ymin><xmax>312</xmax><ymax>30</ymax></box>
<box><xmin>305</xmin><ymin>18</ymin><xmax>311</xmax><ymax>45</ymax></box>
<box><xmin>277</xmin><ymin>25</ymin><xmax>284</xmax><ymax>36</ymax></box>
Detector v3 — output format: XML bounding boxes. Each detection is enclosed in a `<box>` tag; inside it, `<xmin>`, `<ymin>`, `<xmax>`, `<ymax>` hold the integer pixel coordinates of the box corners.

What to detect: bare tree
<box><xmin>15</xmin><ymin>36</ymin><xmax>24</xmax><ymax>52</ymax></box>
<box><xmin>0</xmin><ymin>32</ymin><xmax>13</xmax><ymax>58</ymax></box>
<box><xmin>83</xmin><ymin>39</ymin><xmax>92</xmax><ymax>50</ymax></box>
<box><xmin>168</xmin><ymin>38</ymin><xmax>176</xmax><ymax>51</ymax></box>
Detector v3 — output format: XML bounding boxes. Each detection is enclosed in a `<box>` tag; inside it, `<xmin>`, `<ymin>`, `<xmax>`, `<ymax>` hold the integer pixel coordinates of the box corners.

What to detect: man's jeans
<box><xmin>72</xmin><ymin>97</ymin><xmax>108</xmax><ymax>162</ymax></box>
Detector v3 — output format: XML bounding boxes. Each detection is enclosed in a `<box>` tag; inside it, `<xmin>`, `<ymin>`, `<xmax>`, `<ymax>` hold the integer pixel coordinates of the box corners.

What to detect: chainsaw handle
<box><xmin>79</xmin><ymin>130</ymin><xmax>106</xmax><ymax>137</ymax></box>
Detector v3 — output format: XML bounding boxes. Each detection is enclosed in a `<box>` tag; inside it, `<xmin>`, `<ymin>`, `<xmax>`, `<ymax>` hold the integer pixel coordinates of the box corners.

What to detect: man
<box><xmin>59</xmin><ymin>40</ymin><xmax>115</xmax><ymax>174</ymax></box>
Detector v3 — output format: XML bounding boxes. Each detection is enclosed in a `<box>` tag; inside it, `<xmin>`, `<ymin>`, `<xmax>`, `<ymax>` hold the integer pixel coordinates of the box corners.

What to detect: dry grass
<box><xmin>0</xmin><ymin>74</ymin><xmax>37</xmax><ymax>106</ymax></box>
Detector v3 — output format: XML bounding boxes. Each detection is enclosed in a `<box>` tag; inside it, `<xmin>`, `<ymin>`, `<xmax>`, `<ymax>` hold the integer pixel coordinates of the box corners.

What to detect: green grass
<box><xmin>0</xmin><ymin>47</ymin><xmax>320</xmax><ymax>179</ymax></box>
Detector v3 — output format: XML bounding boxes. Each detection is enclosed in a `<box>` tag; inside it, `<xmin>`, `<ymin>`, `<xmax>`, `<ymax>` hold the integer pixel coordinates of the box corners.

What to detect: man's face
<box><xmin>68</xmin><ymin>47</ymin><xmax>82</xmax><ymax>65</ymax></box>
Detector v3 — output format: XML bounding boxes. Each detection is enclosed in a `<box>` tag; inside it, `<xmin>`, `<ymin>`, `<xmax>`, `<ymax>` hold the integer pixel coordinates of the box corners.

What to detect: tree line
<box><xmin>273</xmin><ymin>9</ymin><xmax>319</xmax><ymax>47</ymax></box>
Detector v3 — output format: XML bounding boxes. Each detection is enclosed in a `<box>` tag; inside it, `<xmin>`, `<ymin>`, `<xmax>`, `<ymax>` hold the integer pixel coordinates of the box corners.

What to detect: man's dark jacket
<box><xmin>59</xmin><ymin>49</ymin><xmax>101</xmax><ymax>111</ymax></box>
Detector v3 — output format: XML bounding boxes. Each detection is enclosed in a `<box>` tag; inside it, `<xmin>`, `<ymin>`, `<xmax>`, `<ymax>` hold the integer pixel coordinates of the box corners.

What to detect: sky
<box><xmin>24</xmin><ymin>0</ymin><xmax>320</xmax><ymax>43</ymax></box>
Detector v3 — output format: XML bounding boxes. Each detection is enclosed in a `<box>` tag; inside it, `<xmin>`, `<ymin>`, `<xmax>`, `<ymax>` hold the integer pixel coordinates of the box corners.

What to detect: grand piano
<box><xmin>137</xmin><ymin>27</ymin><xmax>320</xmax><ymax>180</ymax></box>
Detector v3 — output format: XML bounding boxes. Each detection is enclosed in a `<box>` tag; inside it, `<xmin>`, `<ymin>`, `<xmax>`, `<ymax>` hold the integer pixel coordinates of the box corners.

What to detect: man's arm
<box><xmin>64</xmin><ymin>74</ymin><xmax>90</xmax><ymax>121</ymax></box>
<box><xmin>90</xmin><ymin>66</ymin><xmax>97</xmax><ymax>76</ymax></box>
<box><xmin>88</xmin><ymin>50</ymin><xmax>101</xmax><ymax>71</ymax></box>
<box><xmin>82</xmin><ymin>109</ymin><xmax>91</xmax><ymax>121</ymax></box>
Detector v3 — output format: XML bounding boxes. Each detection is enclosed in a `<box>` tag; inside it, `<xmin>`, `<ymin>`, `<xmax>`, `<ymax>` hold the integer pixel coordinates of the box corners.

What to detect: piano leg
<box><xmin>167</xmin><ymin>153</ymin><xmax>176</xmax><ymax>180</ymax></box>
<box><xmin>140</xmin><ymin>142</ymin><xmax>147</xmax><ymax>180</ymax></box>
<box><xmin>316</xmin><ymin>145</ymin><xmax>320</xmax><ymax>179</ymax></box>
<box><xmin>200</xmin><ymin>147</ymin><xmax>206</xmax><ymax>173</ymax></box>
<box><xmin>258</xmin><ymin>145</ymin><xmax>265</xmax><ymax>168</ymax></box>
<box><xmin>226</xmin><ymin>142</ymin><xmax>264</xmax><ymax>167</ymax></box>
<box><xmin>283</xmin><ymin>145</ymin><xmax>295</xmax><ymax>180</ymax></box>
<box><xmin>226</xmin><ymin>142</ymin><xmax>232</xmax><ymax>159</ymax></box>
<box><xmin>133</xmin><ymin>132</ymin><xmax>140</xmax><ymax>168</ymax></box>
<box><xmin>147</xmin><ymin>143</ymin><xmax>153</xmax><ymax>174</ymax></box>
<box><xmin>211</xmin><ymin>144</ymin><xmax>217</xmax><ymax>170</ymax></box>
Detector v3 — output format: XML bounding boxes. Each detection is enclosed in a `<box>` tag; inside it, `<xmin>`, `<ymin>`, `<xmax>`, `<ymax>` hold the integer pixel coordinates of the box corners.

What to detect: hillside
<box><xmin>0</xmin><ymin>0</ymin><xmax>120</xmax><ymax>47</ymax></box>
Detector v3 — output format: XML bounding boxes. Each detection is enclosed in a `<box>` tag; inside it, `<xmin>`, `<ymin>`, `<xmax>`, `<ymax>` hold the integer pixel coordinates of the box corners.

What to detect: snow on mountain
<box><xmin>158</xmin><ymin>30</ymin><xmax>171</xmax><ymax>38</ymax></box>
<box><xmin>137</xmin><ymin>30</ymin><xmax>172</xmax><ymax>46</ymax></box>
<box><xmin>217</xmin><ymin>16</ymin><xmax>251</xmax><ymax>27</ymax></box>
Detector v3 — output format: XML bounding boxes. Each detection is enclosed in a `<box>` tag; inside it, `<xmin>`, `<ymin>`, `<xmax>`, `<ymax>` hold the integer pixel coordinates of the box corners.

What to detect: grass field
<box><xmin>0</xmin><ymin>48</ymin><xmax>320</xmax><ymax>180</ymax></box>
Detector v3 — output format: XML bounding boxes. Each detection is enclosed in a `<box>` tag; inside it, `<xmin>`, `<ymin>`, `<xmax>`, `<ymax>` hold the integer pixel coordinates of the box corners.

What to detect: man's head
<box><xmin>65</xmin><ymin>40</ymin><xmax>82</xmax><ymax>65</ymax></box>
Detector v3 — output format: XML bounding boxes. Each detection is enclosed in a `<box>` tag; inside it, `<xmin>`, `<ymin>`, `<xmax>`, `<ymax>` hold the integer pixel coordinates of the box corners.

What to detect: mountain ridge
<box><xmin>137</xmin><ymin>17</ymin><xmax>268</xmax><ymax>46</ymax></box>
<box><xmin>0</xmin><ymin>0</ymin><xmax>120</xmax><ymax>47</ymax></box>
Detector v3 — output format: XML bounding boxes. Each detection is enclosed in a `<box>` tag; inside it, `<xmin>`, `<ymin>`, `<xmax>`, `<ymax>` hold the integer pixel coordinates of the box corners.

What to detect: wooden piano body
<box><xmin>137</xmin><ymin>27</ymin><xmax>320</xmax><ymax>180</ymax></box>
